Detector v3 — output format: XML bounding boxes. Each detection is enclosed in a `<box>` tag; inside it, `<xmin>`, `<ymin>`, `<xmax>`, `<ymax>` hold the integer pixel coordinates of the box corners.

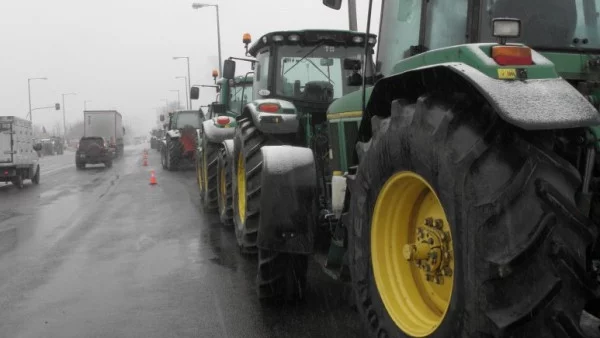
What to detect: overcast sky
<box><xmin>1</xmin><ymin>0</ymin><xmax>381</xmax><ymax>137</ymax></box>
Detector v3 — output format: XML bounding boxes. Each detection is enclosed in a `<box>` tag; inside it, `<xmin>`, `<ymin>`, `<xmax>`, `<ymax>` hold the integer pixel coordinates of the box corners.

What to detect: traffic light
<box><xmin>55</xmin><ymin>103</ymin><xmax>60</xmax><ymax>110</ymax></box>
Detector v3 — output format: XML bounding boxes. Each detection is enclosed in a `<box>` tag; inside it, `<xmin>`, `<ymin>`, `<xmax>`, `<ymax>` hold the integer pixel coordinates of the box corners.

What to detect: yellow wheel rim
<box><xmin>371</xmin><ymin>171</ymin><xmax>454</xmax><ymax>337</ymax></box>
<box><xmin>219</xmin><ymin>164</ymin><xmax>227</xmax><ymax>215</ymax></box>
<box><xmin>237</xmin><ymin>152</ymin><xmax>246</xmax><ymax>223</ymax></box>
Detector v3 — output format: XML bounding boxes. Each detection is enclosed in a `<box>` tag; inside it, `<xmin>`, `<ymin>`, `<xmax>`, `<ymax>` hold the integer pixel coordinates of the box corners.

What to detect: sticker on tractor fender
<box><xmin>497</xmin><ymin>68</ymin><xmax>517</xmax><ymax>79</ymax></box>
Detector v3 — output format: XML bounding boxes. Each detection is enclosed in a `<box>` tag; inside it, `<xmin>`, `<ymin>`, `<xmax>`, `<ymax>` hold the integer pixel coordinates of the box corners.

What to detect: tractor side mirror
<box><xmin>343</xmin><ymin>58</ymin><xmax>362</xmax><ymax>70</ymax></box>
<box><xmin>323</xmin><ymin>0</ymin><xmax>342</xmax><ymax>10</ymax></box>
<box><xmin>160</xmin><ymin>115</ymin><xmax>165</xmax><ymax>122</ymax></box>
<box><xmin>347</xmin><ymin>72</ymin><xmax>363</xmax><ymax>86</ymax></box>
<box><xmin>33</xmin><ymin>143</ymin><xmax>42</xmax><ymax>151</ymax></box>
<box><xmin>223</xmin><ymin>59</ymin><xmax>236</xmax><ymax>80</ymax></box>
<box><xmin>212</xmin><ymin>103</ymin><xmax>226</xmax><ymax>115</ymax></box>
<box><xmin>190</xmin><ymin>86</ymin><xmax>200</xmax><ymax>100</ymax></box>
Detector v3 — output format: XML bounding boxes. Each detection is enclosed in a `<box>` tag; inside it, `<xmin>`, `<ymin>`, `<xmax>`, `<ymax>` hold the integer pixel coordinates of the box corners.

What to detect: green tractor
<box><xmin>191</xmin><ymin>69</ymin><xmax>254</xmax><ymax>215</ymax></box>
<box><xmin>234</xmin><ymin>0</ymin><xmax>600</xmax><ymax>336</ymax></box>
<box><xmin>223</xmin><ymin>29</ymin><xmax>376</xmax><ymax>277</ymax></box>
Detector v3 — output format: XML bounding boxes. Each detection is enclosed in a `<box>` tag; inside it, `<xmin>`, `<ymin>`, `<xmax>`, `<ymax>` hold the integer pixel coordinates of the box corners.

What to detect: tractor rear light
<box><xmin>258</xmin><ymin>103</ymin><xmax>280</xmax><ymax>113</ymax></box>
<box><xmin>491</xmin><ymin>45</ymin><xmax>533</xmax><ymax>66</ymax></box>
<box><xmin>216</xmin><ymin>116</ymin><xmax>230</xmax><ymax>125</ymax></box>
<box><xmin>4</xmin><ymin>170</ymin><xmax>8</xmax><ymax>176</ymax></box>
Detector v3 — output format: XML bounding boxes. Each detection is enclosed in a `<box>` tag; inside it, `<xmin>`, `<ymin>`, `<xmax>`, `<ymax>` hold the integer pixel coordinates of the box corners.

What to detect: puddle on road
<box><xmin>0</xmin><ymin>194</ymin><xmax>83</xmax><ymax>256</ymax></box>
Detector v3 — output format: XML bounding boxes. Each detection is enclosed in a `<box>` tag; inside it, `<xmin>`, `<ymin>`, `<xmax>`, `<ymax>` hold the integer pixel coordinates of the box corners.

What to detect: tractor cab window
<box><xmin>254</xmin><ymin>48</ymin><xmax>270</xmax><ymax>98</ymax></box>
<box><xmin>230</xmin><ymin>83</ymin><xmax>252</xmax><ymax>115</ymax></box>
<box><xmin>176</xmin><ymin>112</ymin><xmax>201</xmax><ymax>129</ymax></box>
<box><xmin>275</xmin><ymin>45</ymin><xmax>369</xmax><ymax>102</ymax></box>
<box><xmin>376</xmin><ymin>0</ymin><xmax>423</xmax><ymax>76</ymax></box>
<box><xmin>424</xmin><ymin>0</ymin><xmax>468</xmax><ymax>50</ymax></box>
<box><xmin>481</xmin><ymin>0</ymin><xmax>600</xmax><ymax>50</ymax></box>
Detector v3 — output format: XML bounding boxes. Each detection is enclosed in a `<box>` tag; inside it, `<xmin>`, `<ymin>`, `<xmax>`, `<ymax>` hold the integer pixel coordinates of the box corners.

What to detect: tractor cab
<box><xmin>223</xmin><ymin>30</ymin><xmax>376</xmax><ymax>113</ymax></box>
<box><xmin>372</xmin><ymin>0</ymin><xmax>600</xmax><ymax>84</ymax></box>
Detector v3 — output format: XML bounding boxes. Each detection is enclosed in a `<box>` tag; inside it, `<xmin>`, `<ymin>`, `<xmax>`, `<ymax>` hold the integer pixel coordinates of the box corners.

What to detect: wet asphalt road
<box><xmin>0</xmin><ymin>145</ymin><xmax>363</xmax><ymax>338</ymax></box>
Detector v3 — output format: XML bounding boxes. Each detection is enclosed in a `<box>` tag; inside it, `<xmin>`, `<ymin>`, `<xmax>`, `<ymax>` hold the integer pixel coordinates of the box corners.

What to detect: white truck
<box><xmin>83</xmin><ymin>110</ymin><xmax>124</xmax><ymax>158</ymax></box>
<box><xmin>0</xmin><ymin>116</ymin><xmax>41</xmax><ymax>188</ymax></box>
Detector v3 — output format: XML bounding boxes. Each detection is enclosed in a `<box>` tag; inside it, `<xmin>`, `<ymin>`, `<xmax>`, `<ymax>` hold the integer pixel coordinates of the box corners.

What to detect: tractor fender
<box><xmin>367</xmin><ymin>62</ymin><xmax>600</xmax><ymax>131</ymax></box>
<box><xmin>242</xmin><ymin>98</ymin><xmax>298</xmax><ymax>134</ymax></box>
<box><xmin>221</xmin><ymin>139</ymin><xmax>234</xmax><ymax>163</ymax></box>
<box><xmin>166</xmin><ymin>129</ymin><xmax>180</xmax><ymax>139</ymax></box>
<box><xmin>258</xmin><ymin>145</ymin><xmax>317</xmax><ymax>254</ymax></box>
<box><xmin>202</xmin><ymin>119</ymin><xmax>236</xmax><ymax>144</ymax></box>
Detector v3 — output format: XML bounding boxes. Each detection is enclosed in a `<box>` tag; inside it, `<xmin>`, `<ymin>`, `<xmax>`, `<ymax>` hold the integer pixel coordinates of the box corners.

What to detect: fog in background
<box><xmin>1</xmin><ymin>0</ymin><xmax>381</xmax><ymax>138</ymax></box>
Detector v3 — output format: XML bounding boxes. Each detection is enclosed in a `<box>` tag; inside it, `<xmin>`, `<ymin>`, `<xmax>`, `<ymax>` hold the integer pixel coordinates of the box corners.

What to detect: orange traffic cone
<box><xmin>149</xmin><ymin>170</ymin><xmax>157</xmax><ymax>185</ymax></box>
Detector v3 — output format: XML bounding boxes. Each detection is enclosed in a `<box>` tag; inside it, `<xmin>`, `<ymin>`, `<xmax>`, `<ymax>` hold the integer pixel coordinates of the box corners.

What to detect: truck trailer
<box><xmin>83</xmin><ymin>110</ymin><xmax>124</xmax><ymax>158</ymax></box>
<box><xmin>0</xmin><ymin>116</ymin><xmax>41</xmax><ymax>188</ymax></box>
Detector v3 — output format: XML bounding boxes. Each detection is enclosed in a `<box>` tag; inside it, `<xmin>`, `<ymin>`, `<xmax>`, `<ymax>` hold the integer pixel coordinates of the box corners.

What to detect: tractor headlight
<box><xmin>352</xmin><ymin>36</ymin><xmax>364</xmax><ymax>44</ymax></box>
<box><xmin>492</xmin><ymin>18</ymin><xmax>521</xmax><ymax>38</ymax></box>
<box><xmin>272</xmin><ymin>35</ymin><xmax>284</xmax><ymax>42</ymax></box>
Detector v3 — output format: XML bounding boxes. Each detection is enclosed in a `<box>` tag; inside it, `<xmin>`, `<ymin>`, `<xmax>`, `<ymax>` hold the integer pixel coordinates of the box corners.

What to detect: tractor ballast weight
<box><xmin>202</xmin><ymin>118</ymin><xmax>237</xmax><ymax>144</ymax></box>
<box><xmin>258</xmin><ymin>146</ymin><xmax>317</xmax><ymax>254</ymax></box>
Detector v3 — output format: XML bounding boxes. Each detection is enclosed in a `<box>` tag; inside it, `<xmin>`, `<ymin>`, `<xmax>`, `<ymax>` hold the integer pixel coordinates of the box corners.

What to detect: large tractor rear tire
<box><xmin>166</xmin><ymin>138</ymin><xmax>181</xmax><ymax>171</ymax></box>
<box><xmin>257</xmin><ymin>249</ymin><xmax>308</xmax><ymax>301</ymax></box>
<box><xmin>200</xmin><ymin>138</ymin><xmax>219</xmax><ymax>211</ymax></box>
<box><xmin>348</xmin><ymin>94</ymin><xmax>598</xmax><ymax>338</ymax></box>
<box><xmin>217</xmin><ymin>144</ymin><xmax>234</xmax><ymax>226</ymax></box>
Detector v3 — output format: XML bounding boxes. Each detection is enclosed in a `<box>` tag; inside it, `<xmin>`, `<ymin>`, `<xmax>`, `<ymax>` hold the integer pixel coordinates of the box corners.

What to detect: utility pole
<box><xmin>27</xmin><ymin>77</ymin><xmax>48</xmax><ymax>123</ymax></box>
<box><xmin>62</xmin><ymin>93</ymin><xmax>77</xmax><ymax>140</ymax></box>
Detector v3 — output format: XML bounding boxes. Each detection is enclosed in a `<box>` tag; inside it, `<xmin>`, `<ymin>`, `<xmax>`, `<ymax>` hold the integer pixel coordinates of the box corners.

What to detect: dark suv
<box><xmin>75</xmin><ymin>137</ymin><xmax>113</xmax><ymax>169</ymax></box>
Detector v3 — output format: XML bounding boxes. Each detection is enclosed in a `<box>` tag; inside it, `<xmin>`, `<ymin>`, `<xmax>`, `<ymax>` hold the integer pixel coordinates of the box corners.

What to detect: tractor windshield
<box><xmin>275</xmin><ymin>45</ymin><xmax>371</xmax><ymax>102</ymax></box>
<box><xmin>481</xmin><ymin>0</ymin><xmax>600</xmax><ymax>51</ymax></box>
<box><xmin>176</xmin><ymin>112</ymin><xmax>201</xmax><ymax>129</ymax></box>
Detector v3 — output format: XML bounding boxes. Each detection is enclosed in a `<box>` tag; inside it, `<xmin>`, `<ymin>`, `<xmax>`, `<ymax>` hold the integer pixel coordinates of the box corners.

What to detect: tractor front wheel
<box><xmin>257</xmin><ymin>249</ymin><xmax>308</xmax><ymax>301</ymax></box>
<box><xmin>200</xmin><ymin>138</ymin><xmax>219</xmax><ymax>211</ymax></box>
<box><xmin>233</xmin><ymin>117</ymin><xmax>265</xmax><ymax>254</ymax></box>
<box><xmin>349</xmin><ymin>94</ymin><xmax>597</xmax><ymax>337</ymax></box>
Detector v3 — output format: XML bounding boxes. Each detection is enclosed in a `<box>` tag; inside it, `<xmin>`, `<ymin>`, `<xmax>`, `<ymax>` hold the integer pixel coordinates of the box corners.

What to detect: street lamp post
<box><xmin>27</xmin><ymin>77</ymin><xmax>48</xmax><ymax>123</ymax></box>
<box><xmin>62</xmin><ymin>93</ymin><xmax>77</xmax><ymax>140</ymax></box>
<box><xmin>173</xmin><ymin>57</ymin><xmax>192</xmax><ymax>109</ymax></box>
<box><xmin>84</xmin><ymin>100</ymin><xmax>92</xmax><ymax>110</ymax></box>
<box><xmin>192</xmin><ymin>3</ymin><xmax>222</xmax><ymax>75</ymax></box>
<box><xmin>170</xmin><ymin>90</ymin><xmax>181</xmax><ymax>109</ymax></box>
<box><xmin>175</xmin><ymin>76</ymin><xmax>189</xmax><ymax>109</ymax></box>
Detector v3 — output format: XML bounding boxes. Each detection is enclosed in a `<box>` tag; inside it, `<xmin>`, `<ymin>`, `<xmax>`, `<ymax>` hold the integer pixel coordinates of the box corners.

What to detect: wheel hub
<box><xmin>403</xmin><ymin>217</ymin><xmax>453</xmax><ymax>284</ymax></box>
